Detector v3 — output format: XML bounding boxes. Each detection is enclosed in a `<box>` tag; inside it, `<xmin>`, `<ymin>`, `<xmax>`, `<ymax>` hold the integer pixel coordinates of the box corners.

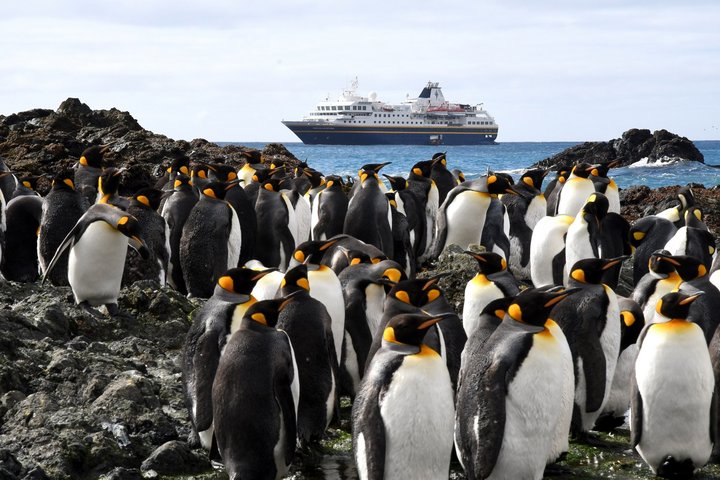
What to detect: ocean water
<box><xmin>236</xmin><ymin>140</ymin><xmax>720</xmax><ymax>190</ymax></box>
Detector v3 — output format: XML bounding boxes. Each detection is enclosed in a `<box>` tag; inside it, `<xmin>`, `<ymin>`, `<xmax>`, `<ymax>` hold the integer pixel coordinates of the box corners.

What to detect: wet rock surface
<box><xmin>533</xmin><ymin>128</ymin><xmax>705</xmax><ymax>169</ymax></box>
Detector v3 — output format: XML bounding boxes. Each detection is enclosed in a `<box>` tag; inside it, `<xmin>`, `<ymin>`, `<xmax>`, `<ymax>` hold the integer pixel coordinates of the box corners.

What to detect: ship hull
<box><xmin>282</xmin><ymin>122</ymin><xmax>498</xmax><ymax>146</ymax></box>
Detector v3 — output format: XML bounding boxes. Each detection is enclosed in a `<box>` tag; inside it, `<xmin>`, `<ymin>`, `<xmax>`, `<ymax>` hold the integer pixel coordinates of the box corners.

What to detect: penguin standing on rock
<box><xmin>41</xmin><ymin>203</ymin><xmax>149</xmax><ymax>316</ymax></box>
<box><xmin>182</xmin><ymin>268</ymin><xmax>274</xmax><ymax>450</ymax></box>
<box><xmin>353</xmin><ymin>312</ymin><xmax>456</xmax><ymax>480</ymax></box>
<box><xmin>344</xmin><ymin>163</ymin><xmax>394</xmax><ymax>258</ymax></box>
<box><xmin>254</xmin><ymin>177</ymin><xmax>297</xmax><ymax>271</ymax></box>
<box><xmin>632</xmin><ymin>291</ymin><xmax>716</xmax><ymax>479</ymax></box>
<box><xmin>1</xmin><ymin>194</ymin><xmax>43</xmax><ymax>282</ymax></box>
<box><xmin>161</xmin><ymin>174</ymin><xmax>198</xmax><ymax>294</ymax></box>
<box><xmin>212</xmin><ymin>296</ymin><xmax>300</xmax><ymax>480</ymax></box>
<box><xmin>180</xmin><ymin>182</ymin><xmax>242</xmax><ymax>298</ymax></box>
<box><xmin>38</xmin><ymin>170</ymin><xmax>88</xmax><ymax>286</ymax></box>
<box><xmin>277</xmin><ymin>264</ymin><xmax>339</xmax><ymax>447</ymax></box>
<box><xmin>311</xmin><ymin>175</ymin><xmax>348</xmax><ymax>241</ymax></box>
<box><xmin>454</xmin><ymin>288</ymin><xmax>577</xmax><ymax>479</ymax></box>
<box><xmin>123</xmin><ymin>188</ymin><xmax>170</xmax><ymax>286</ymax></box>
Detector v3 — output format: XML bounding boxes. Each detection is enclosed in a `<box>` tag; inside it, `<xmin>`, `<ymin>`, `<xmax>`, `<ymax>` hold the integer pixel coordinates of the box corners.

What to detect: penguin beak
<box><xmin>417</xmin><ymin>312</ymin><xmax>454</xmax><ymax>330</ymax></box>
<box><xmin>251</xmin><ymin>268</ymin><xmax>277</xmax><ymax>281</ymax></box>
<box><xmin>602</xmin><ymin>256</ymin><xmax>630</xmax><ymax>270</ymax></box>
<box><xmin>679</xmin><ymin>292</ymin><xmax>705</xmax><ymax>305</ymax></box>
<box><xmin>129</xmin><ymin>236</ymin><xmax>150</xmax><ymax>260</ymax></box>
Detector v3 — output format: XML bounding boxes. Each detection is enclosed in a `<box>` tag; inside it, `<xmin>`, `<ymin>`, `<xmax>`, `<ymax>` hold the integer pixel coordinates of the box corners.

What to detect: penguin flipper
<box><xmin>711</xmin><ymin>386</ymin><xmax>718</xmax><ymax>444</ymax></box>
<box><xmin>41</xmin><ymin>216</ymin><xmax>84</xmax><ymax>284</ymax></box>
<box><xmin>275</xmin><ymin>370</ymin><xmax>297</xmax><ymax>467</ymax></box>
<box><xmin>579</xmin><ymin>335</ymin><xmax>607</xmax><ymax>413</ymax></box>
<box><xmin>630</xmin><ymin>374</ymin><xmax>643</xmax><ymax>448</ymax></box>
<box><xmin>353</xmin><ymin>389</ymin><xmax>387</xmax><ymax>480</ymax></box>
<box><xmin>193</xmin><ymin>332</ymin><xmax>220</xmax><ymax>432</ymax></box>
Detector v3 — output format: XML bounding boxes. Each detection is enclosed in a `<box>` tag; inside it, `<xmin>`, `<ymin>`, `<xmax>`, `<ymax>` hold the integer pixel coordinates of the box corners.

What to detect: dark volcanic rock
<box><xmin>0</xmin><ymin>98</ymin><xmax>300</xmax><ymax>196</ymax></box>
<box><xmin>140</xmin><ymin>440</ymin><xmax>209</xmax><ymax>476</ymax></box>
<box><xmin>534</xmin><ymin>128</ymin><xmax>704</xmax><ymax>170</ymax></box>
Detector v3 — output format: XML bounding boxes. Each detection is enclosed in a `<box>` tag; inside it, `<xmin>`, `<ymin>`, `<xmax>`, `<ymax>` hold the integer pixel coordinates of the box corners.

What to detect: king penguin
<box><xmin>180</xmin><ymin>182</ymin><xmax>242</xmax><ymax>298</ymax></box>
<box><xmin>551</xmin><ymin>257</ymin><xmax>623</xmax><ymax>437</ymax></box>
<box><xmin>462</xmin><ymin>251</ymin><xmax>520</xmax><ymax>337</ymax></box>
<box><xmin>1</xmin><ymin>194</ymin><xmax>43</xmax><ymax>282</ymax></box>
<box><xmin>629</xmin><ymin>216</ymin><xmax>678</xmax><ymax>284</ymax></box>
<box><xmin>311</xmin><ymin>175</ymin><xmax>348</xmax><ymax>241</ymax></box>
<box><xmin>530</xmin><ymin>213</ymin><xmax>574</xmax><ymax>287</ymax></box>
<box><xmin>564</xmin><ymin>193</ymin><xmax>609</xmax><ymax>284</ymax></box>
<box><xmin>38</xmin><ymin>170</ymin><xmax>87</xmax><ymax>286</ymax></box>
<box><xmin>344</xmin><ymin>163</ymin><xmax>393</xmax><ymax>257</ymax></box>
<box><xmin>277</xmin><ymin>264</ymin><xmax>339</xmax><ymax>447</ymax></box>
<box><xmin>161</xmin><ymin>174</ymin><xmax>198</xmax><ymax>294</ymax></box>
<box><xmin>254</xmin><ymin>177</ymin><xmax>297</xmax><ymax>271</ymax></box>
<box><xmin>430</xmin><ymin>152</ymin><xmax>457</xmax><ymax>205</ymax></box>
<box><xmin>41</xmin><ymin>203</ymin><xmax>149</xmax><ymax>316</ymax></box>
<box><xmin>632</xmin><ymin>291</ymin><xmax>716</xmax><ymax>479</ymax></box>
<box><xmin>74</xmin><ymin>144</ymin><xmax>109</xmax><ymax>206</ymax></box>
<box><xmin>95</xmin><ymin>167</ymin><xmax>129</xmax><ymax>209</ymax></box>
<box><xmin>123</xmin><ymin>188</ymin><xmax>170</xmax><ymax>286</ymax></box>
<box><xmin>588</xmin><ymin>162</ymin><xmax>621</xmax><ymax>213</ymax></box>
<box><xmin>353</xmin><ymin>312</ymin><xmax>456</xmax><ymax>480</ymax></box>
<box><xmin>212</xmin><ymin>296</ymin><xmax>300</xmax><ymax>480</ymax></box>
<box><xmin>633</xmin><ymin>250</ymin><xmax>685</xmax><ymax>325</ymax></box>
<box><xmin>545</xmin><ymin>167</ymin><xmax>570</xmax><ymax>216</ymax></box>
<box><xmin>556</xmin><ymin>162</ymin><xmax>595</xmax><ymax>217</ymax></box>
<box><xmin>454</xmin><ymin>287</ymin><xmax>577</xmax><ymax>479</ymax></box>
<box><xmin>407</xmin><ymin>159</ymin><xmax>440</xmax><ymax>263</ymax></box>
<box><xmin>182</xmin><ymin>267</ymin><xmax>274</xmax><ymax>450</ymax></box>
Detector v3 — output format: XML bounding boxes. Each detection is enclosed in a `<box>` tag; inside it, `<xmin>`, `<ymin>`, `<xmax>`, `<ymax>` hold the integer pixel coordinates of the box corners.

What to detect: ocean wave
<box><xmin>628</xmin><ymin>156</ymin><xmax>694</xmax><ymax>168</ymax></box>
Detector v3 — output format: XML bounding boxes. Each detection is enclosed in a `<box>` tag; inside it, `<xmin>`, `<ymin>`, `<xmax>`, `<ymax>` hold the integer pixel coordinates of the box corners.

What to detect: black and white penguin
<box><xmin>432</xmin><ymin>173</ymin><xmax>514</xmax><ymax>258</ymax></box>
<box><xmin>551</xmin><ymin>257</ymin><xmax>623</xmax><ymax>437</ymax></box>
<box><xmin>462</xmin><ymin>251</ymin><xmax>520</xmax><ymax>337</ymax></box>
<box><xmin>41</xmin><ymin>203</ymin><xmax>149</xmax><ymax>316</ymax></box>
<box><xmin>277</xmin><ymin>264</ymin><xmax>339</xmax><ymax>447</ymax></box>
<box><xmin>0</xmin><ymin>158</ymin><xmax>17</xmax><ymax>204</ymax></box>
<box><xmin>588</xmin><ymin>162</ymin><xmax>620</xmax><ymax>213</ymax></box>
<box><xmin>319</xmin><ymin>234</ymin><xmax>387</xmax><ymax>275</ymax></box>
<box><xmin>353</xmin><ymin>312</ymin><xmax>455</xmax><ymax>480</ymax></box>
<box><xmin>545</xmin><ymin>167</ymin><xmax>570</xmax><ymax>216</ymax></box>
<box><xmin>161</xmin><ymin>174</ymin><xmax>198</xmax><ymax>294</ymax></box>
<box><xmin>254</xmin><ymin>177</ymin><xmax>297</xmax><ymax>271</ymax></box>
<box><xmin>407</xmin><ymin>159</ymin><xmax>440</xmax><ymax>263</ymax></box>
<box><xmin>338</xmin><ymin>259</ymin><xmax>404</xmax><ymax>396</ymax></box>
<box><xmin>75</xmin><ymin>144</ymin><xmax>109</xmax><ymax>205</ymax></box>
<box><xmin>180</xmin><ymin>182</ymin><xmax>242</xmax><ymax>298</ymax></box>
<box><xmin>383</xmin><ymin>174</ymin><xmax>424</xmax><ymax>262</ymax></box>
<box><xmin>595</xmin><ymin>296</ymin><xmax>645</xmax><ymax>432</ymax></box>
<box><xmin>632</xmin><ymin>291</ymin><xmax>716</xmax><ymax>479</ymax></box>
<box><xmin>430</xmin><ymin>152</ymin><xmax>456</xmax><ymax>205</ymax></box>
<box><xmin>190</xmin><ymin>164</ymin><xmax>211</xmax><ymax>195</ymax></box>
<box><xmin>632</xmin><ymin>250</ymin><xmax>684</xmax><ymax>325</ymax></box>
<box><xmin>207</xmin><ymin>163</ymin><xmax>257</xmax><ymax>265</ymax></box>
<box><xmin>564</xmin><ymin>193</ymin><xmax>609</xmax><ymax>283</ymax></box>
<box><xmin>123</xmin><ymin>188</ymin><xmax>170</xmax><ymax>286</ymax></box>
<box><xmin>598</xmin><ymin>211</ymin><xmax>632</xmax><ymax>290</ymax></box>
<box><xmin>530</xmin><ymin>214</ymin><xmax>574</xmax><ymax>287</ymax></box>
<box><xmin>155</xmin><ymin>154</ymin><xmax>190</xmax><ymax>191</ymax></box>
<box><xmin>9</xmin><ymin>176</ymin><xmax>41</xmax><ymax>200</ymax></box>
<box><xmin>663</xmin><ymin>222</ymin><xmax>715</xmax><ymax>272</ymax></box>
<box><xmin>344</xmin><ymin>163</ymin><xmax>394</xmax><ymax>258</ymax></box>
<box><xmin>311</xmin><ymin>175</ymin><xmax>348</xmax><ymax>241</ymax></box>
<box><xmin>629</xmin><ymin>216</ymin><xmax>678</xmax><ymax>285</ymax></box>
<box><xmin>454</xmin><ymin>288</ymin><xmax>576</xmax><ymax>479</ymax></box>
<box><xmin>95</xmin><ymin>167</ymin><xmax>129</xmax><ymax>209</ymax></box>
<box><xmin>556</xmin><ymin>162</ymin><xmax>595</xmax><ymax>217</ymax></box>
<box><xmin>182</xmin><ymin>267</ymin><xmax>274</xmax><ymax>450</ymax></box>
<box><xmin>656</xmin><ymin>185</ymin><xmax>695</xmax><ymax>228</ymax></box>
<box><xmin>38</xmin><ymin>170</ymin><xmax>87</xmax><ymax>286</ymax></box>
<box><xmin>212</xmin><ymin>296</ymin><xmax>300</xmax><ymax>480</ymax></box>
<box><xmin>385</xmin><ymin>192</ymin><xmax>415</xmax><ymax>277</ymax></box>
<box><xmin>1</xmin><ymin>194</ymin><xmax>43</xmax><ymax>282</ymax></box>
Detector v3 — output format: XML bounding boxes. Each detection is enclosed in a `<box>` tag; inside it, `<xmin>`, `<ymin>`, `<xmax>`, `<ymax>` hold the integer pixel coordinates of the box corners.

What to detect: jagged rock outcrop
<box><xmin>0</xmin><ymin>98</ymin><xmax>299</xmax><ymax>195</ymax></box>
<box><xmin>533</xmin><ymin>128</ymin><xmax>704</xmax><ymax>170</ymax></box>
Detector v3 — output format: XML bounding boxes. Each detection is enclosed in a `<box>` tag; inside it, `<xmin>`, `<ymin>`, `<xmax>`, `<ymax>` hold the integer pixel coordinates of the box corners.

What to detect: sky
<box><xmin>1</xmin><ymin>1</ymin><xmax>719</xmax><ymax>143</ymax></box>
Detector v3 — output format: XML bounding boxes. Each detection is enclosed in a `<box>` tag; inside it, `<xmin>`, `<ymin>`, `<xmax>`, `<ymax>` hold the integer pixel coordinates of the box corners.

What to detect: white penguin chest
<box><xmin>525</xmin><ymin>196</ymin><xmax>547</xmax><ymax>229</ymax></box>
<box><xmin>462</xmin><ymin>276</ymin><xmax>503</xmax><ymax>336</ymax></box>
<box><xmin>445</xmin><ymin>191</ymin><xmax>491</xmax><ymax>249</ymax></box>
<box><xmin>380</xmin><ymin>352</ymin><xmax>454</xmax><ymax>480</ymax></box>
<box><xmin>363</xmin><ymin>283</ymin><xmax>386</xmax><ymax>335</ymax></box>
<box><xmin>309</xmin><ymin>267</ymin><xmax>345</xmax><ymax>360</ymax></box>
<box><xmin>68</xmin><ymin>221</ymin><xmax>129</xmax><ymax>305</ymax></box>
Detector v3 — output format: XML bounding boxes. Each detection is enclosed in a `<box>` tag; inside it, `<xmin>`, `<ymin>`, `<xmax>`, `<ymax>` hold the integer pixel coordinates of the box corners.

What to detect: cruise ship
<box><xmin>282</xmin><ymin>80</ymin><xmax>499</xmax><ymax>146</ymax></box>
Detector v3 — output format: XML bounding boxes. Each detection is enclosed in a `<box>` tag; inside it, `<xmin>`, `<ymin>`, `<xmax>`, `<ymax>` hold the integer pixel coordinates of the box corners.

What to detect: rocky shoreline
<box><xmin>2</xmin><ymin>99</ymin><xmax>720</xmax><ymax>479</ymax></box>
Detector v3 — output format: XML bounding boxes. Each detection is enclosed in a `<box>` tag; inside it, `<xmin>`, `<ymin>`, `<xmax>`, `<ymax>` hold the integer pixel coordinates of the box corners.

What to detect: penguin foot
<box><xmin>105</xmin><ymin>303</ymin><xmax>120</xmax><ymax>316</ymax></box>
<box><xmin>656</xmin><ymin>456</ymin><xmax>694</xmax><ymax>479</ymax></box>
<box><xmin>187</xmin><ymin>429</ymin><xmax>201</xmax><ymax>449</ymax></box>
<box><xmin>574</xmin><ymin>431</ymin><xmax>609</xmax><ymax>447</ymax></box>
<box><xmin>543</xmin><ymin>463</ymin><xmax>573</xmax><ymax>477</ymax></box>
<box><xmin>593</xmin><ymin>413</ymin><xmax>626</xmax><ymax>432</ymax></box>
<box><xmin>78</xmin><ymin>301</ymin><xmax>104</xmax><ymax>319</ymax></box>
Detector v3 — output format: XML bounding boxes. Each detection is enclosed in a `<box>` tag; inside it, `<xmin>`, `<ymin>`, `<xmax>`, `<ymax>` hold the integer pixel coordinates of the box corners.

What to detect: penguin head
<box><xmin>452</xmin><ymin>169</ymin><xmax>465</xmax><ymax>184</ymax></box>
<box><xmin>571</xmin><ymin>162</ymin><xmax>594</xmax><ymax>179</ymax></box>
<box><xmin>486</xmin><ymin>172</ymin><xmax>515</xmax><ymax>196</ymax></box>
<box><xmin>520</xmin><ymin>169</ymin><xmax>548</xmax><ymax>191</ymax></box>
<box><xmin>292</xmin><ymin>239</ymin><xmax>339</xmax><ymax>266</ymax></box>
<box><xmin>382</xmin><ymin>312</ymin><xmax>454</xmax><ymax>347</ymax></box>
<box><xmin>359</xmin><ymin>163</ymin><xmax>390</xmax><ymax>183</ymax></box>
<box><xmin>243</xmin><ymin>292</ymin><xmax>301</xmax><ymax>328</ymax></box>
<box><xmin>506</xmin><ymin>287</ymin><xmax>581</xmax><ymax>327</ymax></box>
<box><xmin>18</xmin><ymin>176</ymin><xmax>39</xmax><ymax>191</ymax></box>
<box><xmin>628</xmin><ymin>220</ymin><xmax>653</xmax><ymax>248</ymax></box>
<box><xmin>260</xmin><ymin>177</ymin><xmax>283</xmax><ymax>192</ymax></box>
<box><xmin>383</xmin><ymin>174</ymin><xmax>408</xmax><ymax>192</ymax></box>
<box><xmin>580</xmin><ymin>193</ymin><xmax>609</xmax><ymax>224</ymax></box>
<box><xmin>588</xmin><ymin>161</ymin><xmax>619</xmax><ymax>179</ymax></box>
<box><xmin>554</xmin><ymin>168</ymin><xmax>570</xmax><ymax>184</ymax></box>
<box><xmin>190</xmin><ymin>164</ymin><xmax>210</xmax><ymax>182</ymax></box>
<box><xmin>114</xmin><ymin>214</ymin><xmax>150</xmax><ymax>260</ymax></box>
<box><xmin>98</xmin><ymin>167</ymin><xmax>123</xmax><ymax>196</ymax></box>
<box><xmin>324</xmin><ymin>175</ymin><xmax>343</xmax><ymax>191</ymax></box>
<box><xmin>431</xmin><ymin>152</ymin><xmax>448</xmax><ymax>169</ymax></box>
<box><xmin>167</xmin><ymin>155</ymin><xmax>190</xmax><ymax>176</ymax></box>
<box><xmin>79</xmin><ymin>144</ymin><xmax>109</xmax><ymax>168</ymax></box>
<box><xmin>280</xmin><ymin>264</ymin><xmax>311</xmax><ymax>294</ymax></box>
<box><xmin>569</xmin><ymin>257</ymin><xmax>628</xmax><ymax>285</ymax></box>
<box><xmin>655</xmin><ymin>291</ymin><xmax>704</xmax><ymax>321</ymax></box>
<box><xmin>481</xmin><ymin>296</ymin><xmax>516</xmax><ymax>320</ymax></box>
<box><xmin>684</xmin><ymin>207</ymin><xmax>706</xmax><ymax>229</ymax></box>
<box><xmin>384</xmin><ymin>274</ymin><xmax>447</xmax><ymax>307</ymax></box>
<box><xmin>619</xmin><ymin>300</ymin><xmax>645</xmax><ymax>350</ymax></box>
<box><xmin>240</xmin><ymin>149</ymin><xmax>264</xmax><ymax>166</ymax></box>
<box><xmin>410</xmin><ymin>160</ymin><xmax>433</xmax><ymax>179</ymax></box>
<box><xmin>653</xmin><ymin>252</ymin><xmax>707</xmax><ymax>281</ymax></box>
<box><xmin>132</xmin><ymin>188</ymin><xmax>165</xmax><ymax>210</ymax></box>
<box><xmin>173</xmin><ymin>174</ymin><xmax>193</xmax><ymax>191</ymax></box>
<box><xmin>302</xmin><ymin>168</ymin><xmax>326</xmax><ymax>189</ymax></box>
<box><xmin>51</xmin><ymin>170</ymin><xmax>76</xmax><ymax>191</ymax></box>
<box><xmin>217</xmin><ymin>267</ymin><xmax>276</xmax><ymax>295</ymax></box>
<box><xmin>648</xmin><ymin>249</ymin><xmax>679</xmax><ymax>276</ymax></box>
<box><xmin>464</xmin><ymin>251</ymin><xmax>507</xmax><ymax>275</ymax></box>
<box><xmin>677</xmin><ymin>185</ymin><xmax>695</xmax><ymax>210</ymax></box>
<box><xmin>200</xmin><ymin>182</ymin><xmax>229</xmax><ymax>200</ymax></box>
<box><xmin>206</xmin><ymin>163</ymin><xmax>238</xmax><ymax>182</ymax></box>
